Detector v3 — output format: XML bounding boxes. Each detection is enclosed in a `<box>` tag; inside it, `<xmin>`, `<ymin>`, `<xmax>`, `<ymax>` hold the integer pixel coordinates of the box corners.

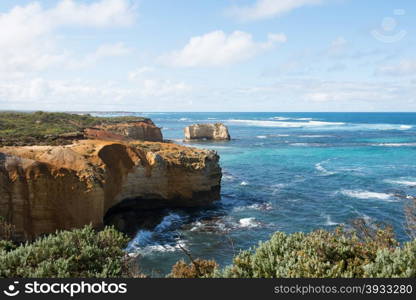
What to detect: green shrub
<box><xmin>0</xmin><ymin>225</ymin><xmax>129</xmax><ymax>278</ymax></box>
<box><xmin>218</xmin><ymin>228</ymin><xmax>415</xmax><ymax>278</ymax></box>
<box><xmin>168</xmin><ymin>259</ymin><xmax>218</xmax><ymax>278</ymax></box>
<box><xmin>0</xmin><ymin>111</ymin><xmax>149</xmax><ymax>146</ymax></box>
<box><xmin>363</xmin><ymin>241</ymin><xmax>416</xmax><ymax>277</ymax></box>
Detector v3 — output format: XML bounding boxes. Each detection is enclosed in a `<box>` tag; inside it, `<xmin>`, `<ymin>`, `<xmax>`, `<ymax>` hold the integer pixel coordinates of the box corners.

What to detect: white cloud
<box><xmin>67</xmin><ymin>43</ymin><xmax>132</xmax><ymax>69</ymax></box>
<box><xmin>128</xmin><ymin>66</ymin><xmax>155</xmax><ymax>80</ymax></box>
<box><xmin>376</xmin><ymin>60</ymin><xmax>416</xmax><ymax>76</ymax></box>
<box><xmin>0</xmin><ymin>76</ymin><xmax>192</xmax><ymax>110</ymax></box>
<box><xmin>327</xmin><ymin>36</ymin><xmax>347</xmax><ymax>57</ymax></box>
<box><xmin>160</xmin><ymin>30</ymin><xmax>286</xmax><ymax>67</ymax></box>
<box><xmin>227</xmin><ymin>0</ymin><xmax>323</xmax><ymax>21</ymax></box>
<box><xmin>50</xmin><ymin>0</ymin><xmax>136</xmax><ymax>27</ymax></box>
<box><xmin>290</xmin><ymin>79</ymin><xmax>411</xmax><ymax>103</ymax></box>
<box><xmin>0</xmin><ymin>0</ymin><xmax>136</xmax><ymax>77</ymax></box>
<box><xmin>128</xmin><ymin>67</ymin><xmax>191</xmax><ymax>96</ymax></box>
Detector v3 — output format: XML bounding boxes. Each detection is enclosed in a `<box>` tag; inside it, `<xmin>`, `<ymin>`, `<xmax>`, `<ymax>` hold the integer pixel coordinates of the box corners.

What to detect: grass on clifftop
<box><xmin>0</xmin><ymin>111</ymin><xmax>148</xmax><ymax>146</ymax></box>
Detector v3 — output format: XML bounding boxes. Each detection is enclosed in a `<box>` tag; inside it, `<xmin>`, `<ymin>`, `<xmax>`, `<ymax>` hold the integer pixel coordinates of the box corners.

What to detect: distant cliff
<box><xmin>0</xmin><ymin>111</ymin><xmax>163</xmax><ymax>146</ymax></box>
<box><xmin>0</xmin><ymin>113</ymin><xmax>221</xmax><ymax>240</ymax></box>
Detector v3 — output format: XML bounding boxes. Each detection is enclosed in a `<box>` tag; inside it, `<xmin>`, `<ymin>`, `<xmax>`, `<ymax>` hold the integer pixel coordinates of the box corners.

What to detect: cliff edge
<box><xmin>0</xmin><ymin>113</ymin><xmax>221</xmax><ymax>240</ymax></box>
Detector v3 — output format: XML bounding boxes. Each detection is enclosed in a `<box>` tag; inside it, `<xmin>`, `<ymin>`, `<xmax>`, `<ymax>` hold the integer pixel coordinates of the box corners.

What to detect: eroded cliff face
<box><xmin>91</xmin><ymin>120</ymin><xmax>163</xmax><ymax>142</ymax></box>
<box><xmin>0</xmin><ymin>140</ymin><xmax>221</xmax><ymax>240</ymax></box>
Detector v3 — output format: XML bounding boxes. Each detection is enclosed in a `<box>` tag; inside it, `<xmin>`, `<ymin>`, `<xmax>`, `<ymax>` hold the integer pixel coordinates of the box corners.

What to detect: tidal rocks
<box><xmin>0</xmin><ymin>140</ymin><xmax>221</xmax><ymax>240</ymax></box>
<box><xmin>184</xmin><ymin>123</ymin><xmax>230</xmax><ymax>141</ymax></box>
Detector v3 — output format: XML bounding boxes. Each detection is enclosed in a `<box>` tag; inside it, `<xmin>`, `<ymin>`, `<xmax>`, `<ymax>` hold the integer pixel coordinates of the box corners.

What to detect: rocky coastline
<box><xmin>0</xmin><ymin>113</ymin><xmax>222</xmax><ymax>240</ymax></box>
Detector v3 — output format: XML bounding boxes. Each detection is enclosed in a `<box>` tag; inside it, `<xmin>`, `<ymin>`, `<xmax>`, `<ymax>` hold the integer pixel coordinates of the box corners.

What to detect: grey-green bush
<box><xmin>0</xmin><ymin>225</ymin><xmax>128</xmax><ymax>278</ymax></box>
<box><xmin>218</xmin><ymin>228</ymin><xmax>416</xmax><ymax>278</ymax></box>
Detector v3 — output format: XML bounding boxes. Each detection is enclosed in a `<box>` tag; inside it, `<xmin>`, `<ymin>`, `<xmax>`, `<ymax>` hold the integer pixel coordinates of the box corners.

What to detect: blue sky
<box><xmin>0</xmin><ymin>0</ymin><xmax>415</xmax><ymax>111</ymax></box>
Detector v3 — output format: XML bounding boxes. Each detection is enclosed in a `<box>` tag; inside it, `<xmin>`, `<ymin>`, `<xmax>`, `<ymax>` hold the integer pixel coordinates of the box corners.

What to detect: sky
<box><xmin>0</xmin><ymin>0</ymin><xmax>415</xmax><ymax>112</ymax></box>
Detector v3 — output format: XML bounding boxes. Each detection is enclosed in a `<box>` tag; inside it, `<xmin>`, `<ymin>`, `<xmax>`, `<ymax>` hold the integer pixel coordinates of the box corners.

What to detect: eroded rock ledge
<box><xmin>0</xmin><ymin>140</ymin><xmax>221</xmax><ymax>240</ymax></box>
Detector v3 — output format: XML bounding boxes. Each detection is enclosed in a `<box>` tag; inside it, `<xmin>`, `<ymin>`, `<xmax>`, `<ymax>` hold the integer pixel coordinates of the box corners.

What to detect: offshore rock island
<box><xmin>184</xmin><ymin>123</ymin><xmax>231</xmax><ymax>141</ymax></box>
<box><xmin>0</xmin><ymin>112</ymin><xmax>221</xmax><ymax>240</ymax></box>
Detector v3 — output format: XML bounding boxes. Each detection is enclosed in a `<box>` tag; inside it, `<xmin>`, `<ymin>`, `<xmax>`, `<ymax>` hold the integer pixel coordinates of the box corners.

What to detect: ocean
<box><xmin>94</xmin><ymin>112</ymin><xmax>416</xmax><ymax>276</ymax></box>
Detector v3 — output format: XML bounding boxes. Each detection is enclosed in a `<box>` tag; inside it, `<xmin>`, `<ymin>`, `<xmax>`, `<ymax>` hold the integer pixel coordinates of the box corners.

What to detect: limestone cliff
<box><xmin>90</xmin><ymin>120</ymin><xmax>163</xmax><ymax>142</ymax></box>
<box><xmin>0</xmin><ymin>140</ymin><xmax>221</xmax><ymax>240</ymax></box>
<box><xmin>184</xmin><ymin>123</ymin><xmax>230</xmax><ymax>141</ymax></box>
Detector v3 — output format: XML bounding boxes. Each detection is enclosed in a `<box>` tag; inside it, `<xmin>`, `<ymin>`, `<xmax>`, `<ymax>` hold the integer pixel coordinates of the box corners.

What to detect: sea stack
<box><xmin>184</xmin><ymin>123</ymin><xmax>230</xmax><ymax>141</ymax></box>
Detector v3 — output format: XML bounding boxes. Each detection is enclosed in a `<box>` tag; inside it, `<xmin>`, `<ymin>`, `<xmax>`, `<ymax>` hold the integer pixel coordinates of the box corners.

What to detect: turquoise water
<box><xmin>96</xmin><ymin>112</ymin><xmax>416</xmax><ymax>276</ymax></box>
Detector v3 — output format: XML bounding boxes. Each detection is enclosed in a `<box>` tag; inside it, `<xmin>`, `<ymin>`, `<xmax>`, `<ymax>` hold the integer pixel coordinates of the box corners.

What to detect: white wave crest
<box><xmin>226</xmin><ymin>119</ymin><xmax>412</xmax><ymax>131</ymax></box>
<box><xmin>234</xmin><ymin>202</ymin><xmax>273</xmax><ymax>212</ymax></box>
<box><xmin>340</xmin><ymin>190</ymin><xmax>397</xmax><ymax>202</ymax></box>
<box><xmin>299</xmin><ymin>135</ymin><xmax>332</xmax><ymax>138</ymax></box>
<box><xmin>385</xmin><ymin>179</ymin><xmax>416</xmax><ymax>187</ymax></box>
<box><xmin>228</xmin><ymin>119</ymin><xmax>345</xmax><ymax>128</ymax></box>
<box><xmin>271</xmin><ymin>116</ymin><xmax>291</xmax><ymax>120</ymax></box>
<box><xmin>256</xmin><ymin>135</ymin><xmax>267</xmax><ymax>139</ymax></box>
<box><xmin>238</xmin><ymin>217</ymin><xmax>260</xmax><ymax>228</ymax></box>
<box><xmin>125</xmin><ymin>213</ymin><xmax>184</xmax><ymax>253</ymax></box>
<box><xmin>323</xmin><ymin>215</ymin><xmax>339</xmax><ymax>226</ymax></box>
<box><xmin>240</xmin><ymin>181</ymin><xmax>249</xmax><ymax>186</ymax></box>
<box><xmin>371</xmin><ymin>143</ymin><xmax>416</xmax><ymax>147</ymax></box>
<box><xmin>223</xmin><ymin>174</ymin><xmax>235</xmax><ymax>181</ymax></box>
<box><xmin>154</xmin><ymin>213</ymin><xmax>182</xmax><ymax>232</ymax></box>
<box><xmin>315</xmin><ymin>161</ymin><xmax>336</xmax><ymax>176</ymax></box>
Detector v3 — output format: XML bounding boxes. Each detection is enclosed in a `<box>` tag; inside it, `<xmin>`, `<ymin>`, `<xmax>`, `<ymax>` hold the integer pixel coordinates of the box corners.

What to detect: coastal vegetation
<box><xmin>1</xmin><ymin>111</ymin><xmax>415</xmax><ymax>278</ymax></box>
<box><xmin>0</xmin><ymin>220</ymin><xmax>128</xmax><ymax>278</ymax></box>
<box><xmin>0</xmin><ymin>111</ymin><xmax>148</xmax><ymax>146</ymax></box>
<box><xmin>1</xmin><ymin>210</ymin><xmax>416</xmax><ymax>278</ymax></box>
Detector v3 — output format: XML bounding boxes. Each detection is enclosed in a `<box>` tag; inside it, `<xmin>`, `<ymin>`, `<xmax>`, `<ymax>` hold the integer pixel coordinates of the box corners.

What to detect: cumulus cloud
<box><xmin>376</xmin><ymin>60</ymin><xmax>416</xmax><ymax>76</ymax></box>
<box><xmin>0</xmin><ymin>0</ymin><xmax>136</xmax><ymax>77</ymax></box>
<box><xmin>160</xmin><ymin>30</ymin><xmax>286</xmax><ymax>67</ymax></box>
<box><xmin>49</xmin><ymin>0</ymin><xmax>136</xmax><ymax>27</ymax></box>
<box><xmin>227</xmin><ymin>0</ymin><xmax>323</xmax><ymax>21</ymax></box>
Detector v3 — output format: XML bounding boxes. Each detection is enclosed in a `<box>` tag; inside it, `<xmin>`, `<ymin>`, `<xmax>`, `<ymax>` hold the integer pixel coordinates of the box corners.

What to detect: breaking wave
<box><xmin>384</xmin><ymin>179</ymin><xmax>416</xmax><ymax>187</ymax></box>
<box><xmin>238</xmin><ymin>218</ymin><xmax>261</xmax><ymax>228</ymax></box>
<box><xmin>226</xmin><ymin>119</ymin><xmax>412</xmax><ymax>131</ymax></box>
<box><xmin>339</xmin><ymin>190</ymin><xmax>397</xmax><ymax>202</ymax></box>
<box><xmin>228</xmin><ymin>119</ymin><xmax>345</xmax><ymax>128</ymax></box>
<box><xmin>371</xmin><ymin>143</ymin><xmax>416</xmax><ymax>147</ymax></box>
<box><xmin>322</xmin><ymin>215</ymin><xmax>339</xmax><ymax>226</ymax></box>
<box><xmin>126</xmin><ymin>213</ymin><xmax>186</xmax><ymax>254</ymax></box>
<box><xmin>315</xmin><ymin>161</ymin><xmax>336</xmax><ymax>176</ymax></box>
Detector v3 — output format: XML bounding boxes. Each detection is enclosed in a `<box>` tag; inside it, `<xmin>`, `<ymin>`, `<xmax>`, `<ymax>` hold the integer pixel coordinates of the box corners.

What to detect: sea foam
<box><xmin>238</xmin><ymin>218</ymin><xmax>260</xmax><ymax>228</ymax></box>
<box><xmin>227</xmin><ymin>119</ymin><xmax>345</xmax><ymax>128</ymax></box>
<box><xmin>385</xmin><ymin>179</ymin><xmax>416</xmax><ymax>187</ymax></box>
<box><xmin>315</xmin><ymin>161</ymin><xmax>336</xmax><ymax>176</ymax></box>
<box><xmin>340</xmin><ymin>190</ymin><xmax>397</xmax><ymax>202</ymax></box>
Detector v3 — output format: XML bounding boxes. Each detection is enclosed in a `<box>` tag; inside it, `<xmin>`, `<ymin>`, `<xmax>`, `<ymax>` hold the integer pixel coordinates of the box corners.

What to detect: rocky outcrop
<box><xmin>184</xmin><ymin>123</ymin><xmax>230</xmax><ymax>141</ymax></box>
<box><xmin>0</xmin><ymin>140</ymin><xmax>221</xmax><ymax>240</ymax></box>
<box><xmin>92</xmin><ymin>120</ymin><xmax>163</xmax><ymax>142</ymax></box>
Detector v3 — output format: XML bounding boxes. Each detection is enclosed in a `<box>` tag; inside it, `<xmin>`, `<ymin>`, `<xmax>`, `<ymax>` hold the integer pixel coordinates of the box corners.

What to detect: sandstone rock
<box><xmin>94</xmin><ymin>120</ymin><xmax>163</xmax><ymax>142</ymax></box>
<box><xmin>83</xmin><ymin>120</ymin><xmax>163</xmax><ymax>143</ymax></box>
<box><xmin>184</xmin><ymin>123</ymin><xmax>230</xmax><ymax>141</ymax></box>
<box><xmin>0</xmin><ymin>140</ymin><xmax>221</xmax><ymax>240</ymax></box>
